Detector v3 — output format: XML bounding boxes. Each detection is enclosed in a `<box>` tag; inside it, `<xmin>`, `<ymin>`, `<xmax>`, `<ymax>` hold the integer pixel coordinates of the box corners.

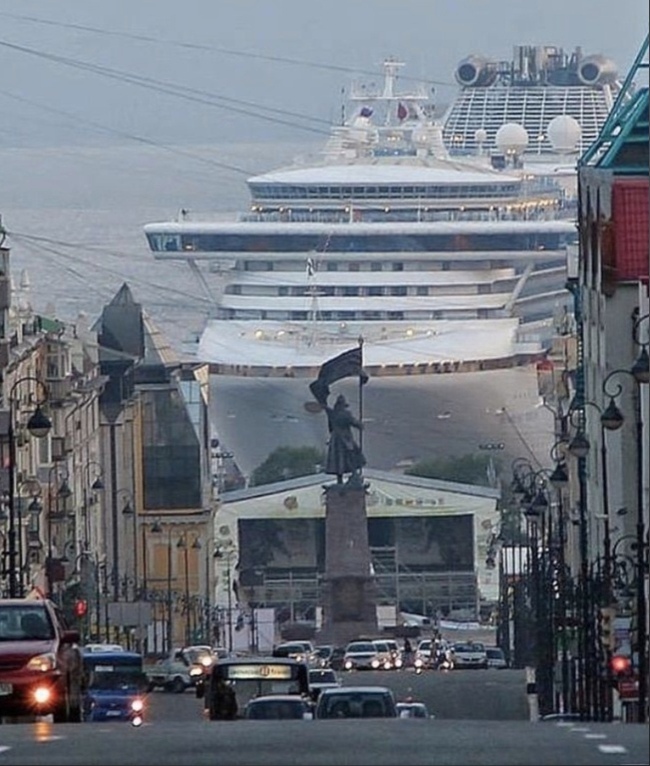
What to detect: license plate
<box><xmin>0</xmin><ymin>683</ymin><xmax>13</xmax><ymax>696</ymax></box>
<box><xmin>105</xmin><ymin>710</ymin><xmax>122</xmax><ymax>717</ymax></box>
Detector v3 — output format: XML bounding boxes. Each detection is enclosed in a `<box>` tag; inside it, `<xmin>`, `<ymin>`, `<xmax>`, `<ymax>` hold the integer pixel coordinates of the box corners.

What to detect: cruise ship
<box><xmin>143</xmin><ymin>51</ymin><xmax>619</xmax><ymax>477</ymax></box>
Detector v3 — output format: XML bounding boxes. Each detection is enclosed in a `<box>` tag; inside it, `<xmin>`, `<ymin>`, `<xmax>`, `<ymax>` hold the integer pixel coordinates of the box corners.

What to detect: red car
<box><xmin>0</xmin><ymin>598</ymin><xmax>84</xmax><ymax>722</ymax></box>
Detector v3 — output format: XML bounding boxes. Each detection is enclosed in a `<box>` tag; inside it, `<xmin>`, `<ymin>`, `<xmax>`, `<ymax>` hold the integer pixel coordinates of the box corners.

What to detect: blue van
<box><xmin>82</xmin><ymin>649</ymin><xmax>148</xmax><ymax>723</ymax></box>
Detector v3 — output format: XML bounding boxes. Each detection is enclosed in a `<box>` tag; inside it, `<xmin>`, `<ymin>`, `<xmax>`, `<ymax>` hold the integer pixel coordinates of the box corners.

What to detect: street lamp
<box><xmin>6</xmin><ymin>377</ymin><xmax>51</xmax><ymax>597</ymax></box>
<box><xmin>214</xmin><ymin>543</ymin><xmax>237</xmax><ymax>653</ymax></box>
<box><xmin>45</xmin><ymin>463</ymin><xmax>72</xmax><ymax>600</ymax></box>
<box><xmin>596</xmin><ymin>311</ymin><xmax>648</xmax><ymax>724</ymax></box>
<box><xmin>152</xmin><ymin>519</ymin><xmax>174</xmax><ymax>652</ymax></box>
<box><xmin>176</xmin><ymin>534</ymin><xmax>202</xmax><ymax>646</ymax></box>
<box><xmin>119</xmin><ymin>489</ymin><xmax>137</xmax><ymax>600</ymax></box>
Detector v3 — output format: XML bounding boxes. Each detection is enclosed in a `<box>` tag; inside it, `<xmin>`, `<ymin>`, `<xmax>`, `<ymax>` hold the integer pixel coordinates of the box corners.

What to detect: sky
<box><xmin>0</xmin><ymin>0</ymin><xmax>647</xmax><ymax>149</ymax></box>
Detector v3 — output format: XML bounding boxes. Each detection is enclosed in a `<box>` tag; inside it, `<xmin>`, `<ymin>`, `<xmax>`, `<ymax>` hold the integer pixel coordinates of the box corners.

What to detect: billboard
<box><xmin>238</xmin><ymin>514</ymin><xmax>473</xmax><ymax>574</ymax></box>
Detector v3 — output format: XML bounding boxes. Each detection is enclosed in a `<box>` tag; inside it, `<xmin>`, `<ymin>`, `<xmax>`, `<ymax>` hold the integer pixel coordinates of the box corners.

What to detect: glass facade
<box><xmin>141</xmin><ymin>388</ymin><xmax>201</xmax><ymax>510</ymax></box>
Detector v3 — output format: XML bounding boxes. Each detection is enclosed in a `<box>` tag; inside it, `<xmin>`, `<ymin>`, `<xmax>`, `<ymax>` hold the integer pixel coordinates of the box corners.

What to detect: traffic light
<box><xmin>599</xmin><ymin>606</ymin><xmax>616</xmax><ymax>650</ymax></box>
<box><xmin>74</xmin><ymin>599</ymin><xmax>88</xmax><ymax>618</ymax></box>
<box><xmin>610</xmin><ymin>654</ymin><xmax>632</xmax><ymax>679</ymax></box>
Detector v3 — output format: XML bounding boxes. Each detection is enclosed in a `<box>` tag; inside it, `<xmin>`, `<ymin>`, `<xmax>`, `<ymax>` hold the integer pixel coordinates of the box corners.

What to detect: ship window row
<box><xmin>228</xmin><ymin>284</ymin><xmax>497</xmax><ymax>298</ymax></box>
<box><xmin>151</xmin><ymin>232</ymin><xmax>571</xmax><ymax>253</ymax></box>
<box><xmin>249</xmin><ymin>182</ymin><xmax>520</xmax><ymax>200</ymax></box>
<box><xmin>217</xmin><ymin>308</ymin><xmax>498</xmax><ymax>322</ymax></box>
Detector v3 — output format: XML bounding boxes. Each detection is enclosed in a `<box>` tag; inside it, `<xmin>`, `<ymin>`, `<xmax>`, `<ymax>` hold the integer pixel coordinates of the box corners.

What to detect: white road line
<box><xmin>597</xmin><ymin>744</ymin><xmax>628</xmax><ymax>754</ymax></box>
<box><xmin>0</xmin><ymin>746</ymin><xmax>11</xmax><ymax>755</ymax></box>
<box><xmin>570</xmin><ymin>726</ymin><xmax>591</xmax><ymax>732</ymax></box>
<box><xmin>584</xmin><ymin>733</ymin><xmax>607</xmax><ymax>739</ymax></box>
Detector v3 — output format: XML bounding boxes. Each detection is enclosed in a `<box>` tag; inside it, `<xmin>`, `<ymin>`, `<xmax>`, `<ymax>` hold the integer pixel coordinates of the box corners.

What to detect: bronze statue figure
<box><xmin>324</xmin><ymin>393</ymin><xmax>365</xmax><ymax>484</ymax></box>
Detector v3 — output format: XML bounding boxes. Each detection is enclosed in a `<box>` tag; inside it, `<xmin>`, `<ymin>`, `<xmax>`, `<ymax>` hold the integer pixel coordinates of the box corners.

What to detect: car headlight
<box><xmin>131</xmin><ymin>698</ymin><xmax>144</xmax><ymax>712</ymax></box>
<box><xmin>414</xmin><ymin>658</ymin><xmax>423</xmax><ymax>668</ymax></box>
<box><xmin>26</xmin><ymin>653</ymin><xmax>57</xmax><ymax>672</ymax></box>
<box><xmin>371</xmin><ymin>659</ymin><xmax>380</xmax><ymax>668</ymax></box>
<box><xmin>189</xmin><ymin>666</ymin><xmax>204</xmax><ymax>677</ymax></box>
<box><xmin>394</xmin><ymin>659</ymin><xmax>403</xmax><ymax>668</ymax></box>
<box><xmin>344</xmin><ymin>660</ymin><xmax>352</xmax><ymax>670</ymax></box>
<box><xmin>200</xmin><ymin>656</ymin><xmax>213</xmax><ymax>667</ymax></box>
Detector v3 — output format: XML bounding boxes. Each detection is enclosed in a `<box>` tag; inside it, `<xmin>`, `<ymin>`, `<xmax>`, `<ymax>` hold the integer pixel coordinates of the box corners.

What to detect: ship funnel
<box><xmin>578</xmin><ymin>54</ymin><xmax>618</xmax><ymax>85</ymax></box>
<box><xmin>455</xmin><ymin>56</ymin><xmax>498</xmax><ymax>87</ymax></box>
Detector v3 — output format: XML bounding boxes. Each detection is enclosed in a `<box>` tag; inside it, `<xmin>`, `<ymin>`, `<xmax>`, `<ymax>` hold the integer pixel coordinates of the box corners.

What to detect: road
<box><xmin>1</xmin><ymin>669</ymin><xmax>648</xmax><ymax>765</ymax></box>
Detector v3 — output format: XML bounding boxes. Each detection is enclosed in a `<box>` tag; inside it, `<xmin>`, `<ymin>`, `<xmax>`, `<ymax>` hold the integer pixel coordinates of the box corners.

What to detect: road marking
<box><xmin>0</xmin><ymin>746</ymin><xmax>11</xmax><ymax>756</ymax></box>
<box><xmin>597</xmin><ymin>744</ymin><xmax>628</xmax><ymax>754</ymax></box>
<box><xmin>570</xmin><ymin>726</ymin><xmax>591</xmax><ymax>732</ymax></box>
<box><xmin>584</xmin><ymin>733</ymin><xmax>607</xmax><ymax>739</ymax></box>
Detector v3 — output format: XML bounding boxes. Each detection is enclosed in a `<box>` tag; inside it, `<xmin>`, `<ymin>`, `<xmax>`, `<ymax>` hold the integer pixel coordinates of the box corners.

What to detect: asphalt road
<box><xmin>0</xmin><ymin>715</ymin><xmax>648</xmax><ymax>765</ymax></box>
<box><xmin>1</xmin><ymin>671</ymin><xmax>648</xmax><ymax>765</ymax></box>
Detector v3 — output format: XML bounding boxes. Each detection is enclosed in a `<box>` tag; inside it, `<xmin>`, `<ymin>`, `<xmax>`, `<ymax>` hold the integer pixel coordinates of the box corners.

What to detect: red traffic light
<box><xmin>74</xmin><ymin>599</ymin><xmax>88</xmax><ymax>618</ymax></box>
<box><xmin>610</xmin><ymin>655</ymin><xmax>632</xmax><ymax>675</ymax></box>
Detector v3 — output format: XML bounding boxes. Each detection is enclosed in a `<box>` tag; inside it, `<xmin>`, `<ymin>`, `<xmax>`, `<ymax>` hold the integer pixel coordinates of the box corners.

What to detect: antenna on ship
<box><xmin>306</xmin><ymin>252</ymin><xmax>322</xmax><ymax>347</ymax></box>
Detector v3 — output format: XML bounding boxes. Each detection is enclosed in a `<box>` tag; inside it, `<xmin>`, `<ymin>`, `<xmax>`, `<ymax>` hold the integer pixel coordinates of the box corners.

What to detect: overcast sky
<box><xmin>0</xmin><ymin>0</ymin><xmax>646</xmax><ymax>149</ymax></box>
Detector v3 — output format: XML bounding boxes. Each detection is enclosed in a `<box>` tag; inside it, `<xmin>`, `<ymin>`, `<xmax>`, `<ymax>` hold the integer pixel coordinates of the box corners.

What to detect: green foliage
<box><xmin>249</xmin><ymin>446</ymin><xmax>326</xmax><ymax>487</ymax></box>
<box><xmin>405</xmin><ymin>453</ymin><xmax>500</xmax><ymax>487</ymax></box>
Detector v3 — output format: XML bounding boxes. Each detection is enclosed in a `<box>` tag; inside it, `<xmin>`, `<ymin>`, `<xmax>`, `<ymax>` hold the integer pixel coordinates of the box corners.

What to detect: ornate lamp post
<box><xmin>46</xmin><ymin>464</ymin><xmax>72</xmax><ymax>600</ymax></box>
<box><xmin>119</xmin><ymin>489</ymin><xmax>137</xmax><ymax>600</ymax></box>
<box><xmin>6</xmin><ymin>377</ymin><xmax>51</xmax><ymax>597</ymax></box>
<box><xmin>598</xmin><ymin>315</ymin><xmax>649</xmax><ymax>723</ymax></box>
<box><xmin>152</xmin><ymin>520</ymin><xmax>174</xmax><ymax>652</ymax></box>
<box><xmin>214</xmin><ymin>542</ymin><xmax>237</xmax><ymax>653</ymax></box>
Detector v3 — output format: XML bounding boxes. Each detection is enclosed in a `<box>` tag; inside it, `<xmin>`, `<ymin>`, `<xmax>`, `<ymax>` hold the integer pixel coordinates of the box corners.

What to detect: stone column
<box><xmin>318</xmin><ymin>480</ymin><xmax>377</xmax><ymax>646</ymax></box>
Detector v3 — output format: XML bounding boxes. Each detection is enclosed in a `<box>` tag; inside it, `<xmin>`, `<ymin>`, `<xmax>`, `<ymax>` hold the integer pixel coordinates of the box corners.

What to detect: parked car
<box><xmin>0</xmin><ymin>598</ymin><xmax>83</xmax><ymax>722</ymax></box>
<box><xmin>485</xmin><ymin>646</ymin><xmax>508</xmax><ymax>669</ymax></box>
<box><xmin>314</xmin><ymin>686</ymin><xmax>398</xmax><ymax>719</ymax></box>
<box><xmin>243</xmin><ymin>694</ymin><xmax>313</xmax><ymax>720</ymax></box>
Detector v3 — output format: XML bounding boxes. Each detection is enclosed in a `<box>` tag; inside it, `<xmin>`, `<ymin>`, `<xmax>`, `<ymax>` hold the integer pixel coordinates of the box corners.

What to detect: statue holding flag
<box><xmin>325</xmin><ymin>394</ymin><xmax>365</xmax><ymax>484</ymax></box>
<box><xmin>309</xmin><ymin>343</ymin><xmax>368</xmax><ymax>485</ymax></box>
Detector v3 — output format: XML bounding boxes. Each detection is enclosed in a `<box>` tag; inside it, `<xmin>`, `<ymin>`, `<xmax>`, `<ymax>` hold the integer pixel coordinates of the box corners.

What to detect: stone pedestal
<box><xmin>317</xmin><ymin>479</ymin><xmax>378</xmax><ymax>646</ymax></box>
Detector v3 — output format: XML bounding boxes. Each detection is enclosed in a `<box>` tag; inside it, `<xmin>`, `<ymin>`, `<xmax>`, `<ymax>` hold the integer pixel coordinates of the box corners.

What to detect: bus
<box><xmin>81</xmin><ymin>649</ymin><xmax>148</xmax><ymax>724</ymax></box>
<box><xmin>197</xmin><ymin>656</ymin><xmax>310</xmax><ymax>720</ymax></box>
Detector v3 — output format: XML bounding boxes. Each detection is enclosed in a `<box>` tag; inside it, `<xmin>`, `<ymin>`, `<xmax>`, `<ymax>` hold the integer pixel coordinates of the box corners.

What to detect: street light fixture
<box><xmin>152</xmin><ymin>519</ymin><xmax>174</xmax><ymax>652</ymax></box>
<box><xmin>6</xmin><ymin>377</ymin><xmax>52</xmax><ymax>597</ymax></box>
<box><xmin>596</xmin><ymin>311</ymin><xmax>648</xmax><ymax>724</ymax></box>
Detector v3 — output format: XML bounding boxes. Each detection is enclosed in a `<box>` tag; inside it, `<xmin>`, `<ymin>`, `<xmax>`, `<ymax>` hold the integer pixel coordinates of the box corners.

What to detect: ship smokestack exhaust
<box><xmin>455</xmin><ymin>56</ymin><xmax>498</xmax><ymax>88</ymax></box>
<box><xmin>578</xmin><ymin>54</ymin><xmax>618</xmax><ymax>85</ymax></box>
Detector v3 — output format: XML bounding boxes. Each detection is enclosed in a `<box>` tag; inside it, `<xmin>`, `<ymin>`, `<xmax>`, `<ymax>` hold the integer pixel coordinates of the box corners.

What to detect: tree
<box><xmin>405</xmin><ymin>453</ymin><xmax>500</xmax><ymax>487</ymax></box>
<box><xmin>249</xmin><ymin>446</ymin><xmax>326</xmax><ymax>487</ymax></box>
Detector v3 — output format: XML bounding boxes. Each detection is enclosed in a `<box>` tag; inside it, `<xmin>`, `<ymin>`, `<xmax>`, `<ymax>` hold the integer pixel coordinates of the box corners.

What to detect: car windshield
<box><xmin>454</xmin><ymin>643</ymin><xmax>484</xmax><ymax>653</ymax></box>
<box><xmin>0</xmin><ymin>605</ymin><xmax>54</xmax><ymax>641</ymax></box>
<box><xmin>88</xmin><ymin>670</ymin><xmax>148</xmax><ymax>692</ymax></box>
<box><xmin>487</xmin><ymin>648</ymin><xmax>504</xmax><ymax>658</ymax></box>
<box><xmin>346</xmin><ymin>642</ymin><xmax>376</xmax><ymax>653</ymax></box>
<box><xmin>309</xmin><ymin>669</ymin><xmax>337</xmax><ymax>684</ymax></box>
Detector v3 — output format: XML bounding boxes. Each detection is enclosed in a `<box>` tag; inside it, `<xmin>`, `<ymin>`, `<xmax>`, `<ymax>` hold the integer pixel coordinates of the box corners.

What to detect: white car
<box><xmin>485</xmin><ymin>646</ymin><xmax>508</xmax><ymax>669</ymax></box>
<box><xmin>342</xmin><ymin>641</ymin><xmax>382</xmax><ymax>671</ymax></box>
<box><xmin>449</xmin><ymin>642</ymin><xmax>488</xmax><ymax>669</ymax></box>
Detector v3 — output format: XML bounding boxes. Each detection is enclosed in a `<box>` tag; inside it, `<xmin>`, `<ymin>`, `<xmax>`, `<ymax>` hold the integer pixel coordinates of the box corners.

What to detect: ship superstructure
<box><xmin>442</xmin><ymin>44</ymin><xmax>620</xmax><ymax>159</ymax></box>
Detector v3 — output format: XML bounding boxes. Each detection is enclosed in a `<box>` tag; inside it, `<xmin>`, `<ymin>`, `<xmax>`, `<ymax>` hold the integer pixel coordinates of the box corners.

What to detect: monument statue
<box><xmin>324</xmin><ymin>393</ymin><xmax>366</xmax><ymax>484</ymax></box>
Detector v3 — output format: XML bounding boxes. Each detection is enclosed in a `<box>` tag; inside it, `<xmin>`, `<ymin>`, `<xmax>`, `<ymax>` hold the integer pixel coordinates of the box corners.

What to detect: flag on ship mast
<box><xmin>306</xmin><ymin>256</ymin><xmax>316</xmax><ymax>278</ymax></box>
<box><xmin>397</xmin><ymin>102</ymin><xmax>408</xmax><ymax>121</ymax></box>
<box><xmin>309</xmin><ymin>344</ymin><xmax>368</xmax><ymax>406</ymax></box>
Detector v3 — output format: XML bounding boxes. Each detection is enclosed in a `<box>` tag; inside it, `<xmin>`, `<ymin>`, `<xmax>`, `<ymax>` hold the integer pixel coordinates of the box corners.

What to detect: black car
<box><xmin>314</xmin><ymin>686</ymin><xmax>398</xmax><ymax>719</ymax></box>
